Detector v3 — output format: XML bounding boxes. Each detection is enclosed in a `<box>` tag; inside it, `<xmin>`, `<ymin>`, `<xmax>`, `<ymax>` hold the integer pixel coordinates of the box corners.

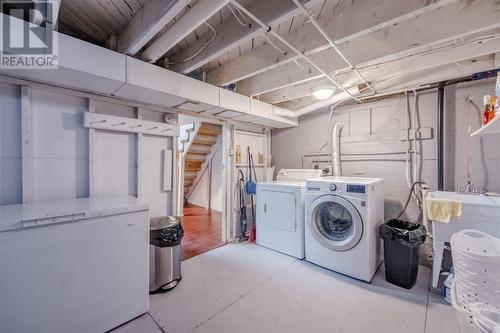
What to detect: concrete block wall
<box><xmin>271</xmin><ymin>79</ymin><xmax>500</xmax><ymax>266</ymax></box>
<box><xmin>272</xmin><ymin>79</ymin><xmax>500</xmax><ymax>219</ymax></box>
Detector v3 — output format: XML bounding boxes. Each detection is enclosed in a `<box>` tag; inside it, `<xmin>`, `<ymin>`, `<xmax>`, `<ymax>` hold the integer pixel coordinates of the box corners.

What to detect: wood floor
<box><xmin>181</xmin><ymin>204</ymin><xmax>224</xmax><ymax>260</ymax></box>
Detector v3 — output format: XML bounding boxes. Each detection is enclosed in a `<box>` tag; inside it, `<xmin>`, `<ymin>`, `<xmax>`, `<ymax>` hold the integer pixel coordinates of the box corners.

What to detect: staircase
<box><xmin>181</xmin><ymin>122</ymin><xmax>222</xmax><ymax>200</ymax></box>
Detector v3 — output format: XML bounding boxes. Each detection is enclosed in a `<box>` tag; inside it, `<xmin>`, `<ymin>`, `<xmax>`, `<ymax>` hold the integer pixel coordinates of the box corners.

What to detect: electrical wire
<box><xmin>229</xmin><ymin>2</ymin><xmax>286</xmax><ymax>56</ymax></box>
<box><xmin>263</xmin><ymin>34</ymin><xmax>287</xmax><ymax>56</ymax></box>
<box><xmin>413</xmin><ymin>89</ymin><xmax>419</xmax><ymax>183</ymax></box>
<box><xmin>166</xmin><ymin>22</ymin><xmax>217</xmax><ymax>65</ymax></box>
<box><xmin>396</xmin><ymin>181</ymin><xmax>426</xmax><ymax>220</ymax></box>
<box><xmin>405</xmin><ymin>91</ymin><xmax>412</xmax><ymax>189</ymax></box>
<box><xmin>228</xmin><ymin>3</ymin><xmax>251</xmax><ymax>28</ymax></box>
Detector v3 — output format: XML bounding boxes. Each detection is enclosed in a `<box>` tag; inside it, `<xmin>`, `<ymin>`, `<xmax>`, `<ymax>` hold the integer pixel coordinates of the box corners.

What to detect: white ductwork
<box><xmin>0</xmin><ymin>13</ymin><xmax>298</xmax><ymax>129</ymax></box>
<box><xmin>272</xmin><ymin>106</ymin><xmax>298</xmax><ymax>118</ymax></box>
<box><xmin>331</xmin><ymin>121</ymin><xmax>343</xmax><ymax>176</ymax></box>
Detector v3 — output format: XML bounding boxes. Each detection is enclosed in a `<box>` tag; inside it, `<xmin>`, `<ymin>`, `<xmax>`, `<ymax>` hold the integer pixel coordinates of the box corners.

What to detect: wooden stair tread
<box><xmin>185</xmin><ymin>161</ymin><xmax>202</xmax><ymax>171</ymax></box>
<box><xmin>198</xmin><ymin>128</ymin><xmax>222</xmax><ymax>136</ymax></box>
<box><xmin>193</xmin><ymin>134</ymin><xmax>217</xmax><ymax>144</ymax></box>
<box><xmin>185</xmin><ymin>153</ymin><xmax>207</xmax><ymax>161</ymax></box>
<box><xmin>189</xmin><ymin>144</ymin><xmax>212</xmax><ymax>154</ymax></box>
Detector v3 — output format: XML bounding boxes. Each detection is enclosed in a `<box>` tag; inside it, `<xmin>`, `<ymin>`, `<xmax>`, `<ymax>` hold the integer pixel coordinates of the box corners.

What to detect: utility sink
<box><xmin>428</xmin><ymin>191</ymin><xmax>500</xmax><ymax>288</ymax></box>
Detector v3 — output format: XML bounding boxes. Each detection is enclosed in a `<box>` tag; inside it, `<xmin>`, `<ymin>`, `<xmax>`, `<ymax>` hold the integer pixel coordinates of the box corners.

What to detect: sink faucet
<box><xmin>457</xmin><ymin>178</ymin><xmax>482</xmax><ymax>195</ymax></box>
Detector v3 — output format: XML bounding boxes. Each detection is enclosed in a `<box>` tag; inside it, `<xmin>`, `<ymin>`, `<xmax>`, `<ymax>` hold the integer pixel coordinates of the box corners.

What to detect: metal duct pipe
<box><xmin>331</xmin><ymin>121</ymin><xmax>344</xmax><ymax>176</ymax></box>
<box><xmin>437</xmin><ymin>81</ymin><xmax>447</xmax><ymax>191</ymax></box>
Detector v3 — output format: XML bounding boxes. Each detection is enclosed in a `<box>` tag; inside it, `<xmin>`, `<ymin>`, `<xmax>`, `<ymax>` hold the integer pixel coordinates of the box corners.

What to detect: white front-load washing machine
<box><xmin>305</xmin><ymin>177</ymin><xmax>384</xmax><ymax>282</ymax></box>
<box><xmin>256</xmin><ymin>169</ymin><xmax>323</xmax><ymax>259</ymax></box>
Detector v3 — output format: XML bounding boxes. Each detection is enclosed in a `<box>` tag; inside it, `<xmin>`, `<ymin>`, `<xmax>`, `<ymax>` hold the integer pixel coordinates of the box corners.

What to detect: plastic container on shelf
<box><xmin>496</xmin><ymin>73</ymin><xmax>500</xmax><ymax>109</ymax></box>
<box><xmin>484</xmin><ymin>96</ymin><xmax>497</xmax><ymax>125</ymax></box>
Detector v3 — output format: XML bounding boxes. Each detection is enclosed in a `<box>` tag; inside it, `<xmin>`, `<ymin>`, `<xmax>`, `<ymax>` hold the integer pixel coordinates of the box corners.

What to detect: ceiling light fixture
<box><xmin>312</xmin><ymin>85</ymin><xmax>336</xmax><ymax>100</ymax></box>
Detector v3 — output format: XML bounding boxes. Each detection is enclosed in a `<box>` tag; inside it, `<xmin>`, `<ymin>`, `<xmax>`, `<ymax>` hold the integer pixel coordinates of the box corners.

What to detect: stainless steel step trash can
<box><xmin>149</xmin><ymin>216</ymin><xmax>183</xmax><ymax>294</ymax></box>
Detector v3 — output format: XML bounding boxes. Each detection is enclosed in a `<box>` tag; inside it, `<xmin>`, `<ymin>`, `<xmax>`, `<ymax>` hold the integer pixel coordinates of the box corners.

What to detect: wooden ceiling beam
<box><xmin>236</xmin><ymin>0</ymin><xmax>500</xmax><ymax>97</ymax></box>
<box><xmin>117</xmin><ymin>0</ymin><xmax>192</xmax><ymax>55</ymax></box>
<box><xmin>169</xmin><ymin>0</ymin><xmax>324</xmax><ymax>74</ymax></box>
<box><xmin>206</xmin><ymin>0</ymin><xmax>439</xmax><ymax>87</ymax></box>
<box><xmin>262</xmin><ymin>34</ymin><xmax>500</xmax><ymax>103</ymax></box>
<box><xmin>289</xmin><ymin>55</ymin><xmax>497</xmax><ymax>115</ymax></box>
<box><xmin>140</xmin><ymin>0</ymin><xmax>230</xmax><ymax>62</ymax></box>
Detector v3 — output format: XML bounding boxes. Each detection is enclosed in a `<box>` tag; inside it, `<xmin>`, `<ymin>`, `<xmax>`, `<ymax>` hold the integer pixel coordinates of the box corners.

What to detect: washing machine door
<box><xmin>308</xmin><ymin>195</ymin><xmax>363</xmax><ymax>252</ymax></box>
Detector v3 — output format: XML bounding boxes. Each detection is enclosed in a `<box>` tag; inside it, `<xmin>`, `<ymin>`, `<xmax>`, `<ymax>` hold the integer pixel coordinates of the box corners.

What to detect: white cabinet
<box><xmin>0</xmin><ymin>196</ymin><xmax>149</xmax><ymax>333</ymax></box>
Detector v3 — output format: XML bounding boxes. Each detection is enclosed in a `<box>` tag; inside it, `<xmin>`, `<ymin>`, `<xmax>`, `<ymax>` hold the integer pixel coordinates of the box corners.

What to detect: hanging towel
<box><xmin>426</xmin><ymin>197</ymin><xmax>462</xmax><ymax>223</ymax></box>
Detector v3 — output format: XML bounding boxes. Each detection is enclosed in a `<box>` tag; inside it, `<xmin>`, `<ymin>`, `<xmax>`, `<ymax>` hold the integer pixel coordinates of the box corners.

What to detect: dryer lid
<box><xmin>276</xmin><ymin>169</ymin><xmax>323</xmax><ymax>182</ymax></box>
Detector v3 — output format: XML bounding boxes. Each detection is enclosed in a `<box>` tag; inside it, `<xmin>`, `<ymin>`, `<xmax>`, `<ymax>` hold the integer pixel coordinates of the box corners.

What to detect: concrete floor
<box><xmin>114</xmin><ymin>244</ymin><xmax>459</xmax><ymax>333</ymax></box>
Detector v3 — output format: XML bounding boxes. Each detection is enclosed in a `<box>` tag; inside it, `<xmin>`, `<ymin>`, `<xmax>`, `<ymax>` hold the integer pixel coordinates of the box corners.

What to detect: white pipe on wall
<box><xmin>331</xmin><ymin>121</ymin><xmax>344</xmax><ymax>176</ymax></box>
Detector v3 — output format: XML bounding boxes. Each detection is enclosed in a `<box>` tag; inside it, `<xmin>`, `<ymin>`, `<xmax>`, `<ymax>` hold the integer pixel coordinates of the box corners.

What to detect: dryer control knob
<box><xmin>329</xmin><ymin>184</ymin><xmax>337</xmax><ymax>192</ymax></box>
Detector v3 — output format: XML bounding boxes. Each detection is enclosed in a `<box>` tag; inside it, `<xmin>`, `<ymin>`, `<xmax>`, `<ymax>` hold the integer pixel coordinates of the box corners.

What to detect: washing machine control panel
<box><xmin>328</xmin><ymin>184</ymin><xmax>337</xmax><ymax>192</ymax></box>
<box><xmin>346</xmin><ymin>184</ymin><xmax>366</xmax><ymax>194</ymax></box>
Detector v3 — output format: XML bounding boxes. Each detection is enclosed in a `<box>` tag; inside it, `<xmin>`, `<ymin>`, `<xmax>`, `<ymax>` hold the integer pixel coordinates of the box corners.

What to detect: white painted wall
<box><xmin>141</xmin><ymin>134</ymin><xmax>173</xmax><ymax>217</ymax></box>
<box><xmin>232</xmin><ymin>129</ymin><xmax>269</xmax><ymax>237</ymax></box>
<box><xmin>0</xmin><ymin>83</ymin><xmax>22</xmax><ymax>205</ymax></box>
<box><xmin>445</xmin><ymin>80</ymin><xmax>500</xmax><ymax>193</ymax></box>
<box><xmin>271</xmin><ymin>79</ymin><xmax>500</xmax><ymax>222</ymax></box>
<box><xmin>31</xmin><ymin>90</ymin><xmax>89</xmax><ymax>202</ymax></box>
<box><xmin>93</xmin><ymin>130</ymin><xmax>137</xmax><ymax>197</ymax></box>
<box><xmin>0</xmin><ymin>80</ymin><xmax>176</xmax><ymax>217</ymax></box>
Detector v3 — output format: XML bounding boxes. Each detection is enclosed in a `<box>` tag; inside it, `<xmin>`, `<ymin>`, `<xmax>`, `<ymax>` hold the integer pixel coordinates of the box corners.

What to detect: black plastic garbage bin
<box><xmin>379</xmin><ymin>219</ymin><xmax>426</xmax><ymax>289</ymax></box>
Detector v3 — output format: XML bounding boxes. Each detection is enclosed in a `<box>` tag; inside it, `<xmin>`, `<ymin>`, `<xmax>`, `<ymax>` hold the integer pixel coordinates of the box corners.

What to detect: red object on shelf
<box><xmin>483</xmin><ymin>95</ymin><xmax>497</xmax><ymax>125</ymax></box>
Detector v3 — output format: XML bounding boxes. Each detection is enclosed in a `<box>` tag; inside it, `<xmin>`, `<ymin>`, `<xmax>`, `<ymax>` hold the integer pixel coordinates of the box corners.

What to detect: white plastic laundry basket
<box><xmin>471</xmin><ymin>303</ymin><xmax>500</xmax><ymax>333</ymax></box>
<box><xmin>450</xmin><ymin>230</ymin><xmax>500</xmax><ymax>333</ymax></box>
<box><xmin>451</xmin><ymin>280</ymin><xmax>476</xmax><ymax>333</ymax></box>
<box><xmin>451</xmin><ymin>230</ymin><xmax>500</xmax><ymax>304</ymax></box>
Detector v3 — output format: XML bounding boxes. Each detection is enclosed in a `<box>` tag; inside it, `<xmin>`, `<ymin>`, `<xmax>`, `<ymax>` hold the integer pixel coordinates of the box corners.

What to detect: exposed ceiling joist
<box><xmin>140</xmin><ymin>0</ymin><xmax>230</xmax><ymax>63</ymax></box>
<box><xmin>292</xmin><ymin>55</ymin><xmax>497</xmax><ymax>115</ymax></box>
<box><xmin>169</xmin><ymin>0</ymin><xmax>324</xmax><ymax>74</ymax></box>
<box><xmin>262</xmin><ymin>34</ymin><xmax>500</xmax><ymax>103</ymax></box>
<box><xmin>206</xmin><ymin>0</ymin><xmax>445</xmax><ymax>87</ymax></box>
<box><xmin>117</xmin><ymin>0</ymin><xmax>191</xmax><ymax>55</ymax></box>
<box><xmin>237</xmin><ymin>0</ymin><xmax>500</xmax><ymax>97</ymax></box>
<box><xmin>51</xmin><ymin>0</ymin><xmax>60</xmax><ymax>25</ymax></box>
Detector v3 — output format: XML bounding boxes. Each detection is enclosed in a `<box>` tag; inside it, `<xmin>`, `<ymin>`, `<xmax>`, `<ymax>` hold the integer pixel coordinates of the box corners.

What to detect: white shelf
<box><xmin>84</xmin><ymin>112</ymin><xmax>179</xmax><ymax>137</ymax></box>
<box><xmin>235</xmin><ymin>163</ymin><xmax>266</xmax><ymax>168</ymax></box>
<box><xmin>471</xmin><ymin>116</ymin><xmax>500</xmax><ymax>137</ymax></box>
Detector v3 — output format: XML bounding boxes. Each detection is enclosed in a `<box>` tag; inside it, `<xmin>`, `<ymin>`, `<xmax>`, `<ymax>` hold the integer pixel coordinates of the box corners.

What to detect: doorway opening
<box><xmin>178</xmin><ymin>116</ymin><xmax>225</xmax><ymax>260</ymax></box>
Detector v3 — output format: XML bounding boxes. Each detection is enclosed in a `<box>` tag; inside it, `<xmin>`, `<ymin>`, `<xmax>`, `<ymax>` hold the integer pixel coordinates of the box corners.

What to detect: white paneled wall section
<box><xmin>231</xmin><ymin>128</ymin><xmax>271</xmax><ymax>238</ymax></box>
<box><xmin>0</xmin><ymin>81</ymin><xmax>177</xmax><ymax>217</ymax></box>
<box><xmin>0</xmin><ymin>83</ymin><xmax>22</xmax><ymax>205</ymax></box>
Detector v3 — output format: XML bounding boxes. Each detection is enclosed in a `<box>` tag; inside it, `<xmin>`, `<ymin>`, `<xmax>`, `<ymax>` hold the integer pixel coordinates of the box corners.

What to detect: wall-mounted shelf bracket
<box><xmin>84</xmin><ymin>112</ymin><xmax>179</xmax><ymax>137</ymax></box>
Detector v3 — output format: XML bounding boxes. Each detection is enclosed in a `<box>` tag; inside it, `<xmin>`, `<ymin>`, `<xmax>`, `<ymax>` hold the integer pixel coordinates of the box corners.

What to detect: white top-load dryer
<box><xmin>305</xmin><ymin>177</ymin><xmax>384</xmax><ymax>282</ymax></box>
<box><xmin>256</xmin><ymin>169</ymin><xmax>323</xmax><ymax>259</ymax></box>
